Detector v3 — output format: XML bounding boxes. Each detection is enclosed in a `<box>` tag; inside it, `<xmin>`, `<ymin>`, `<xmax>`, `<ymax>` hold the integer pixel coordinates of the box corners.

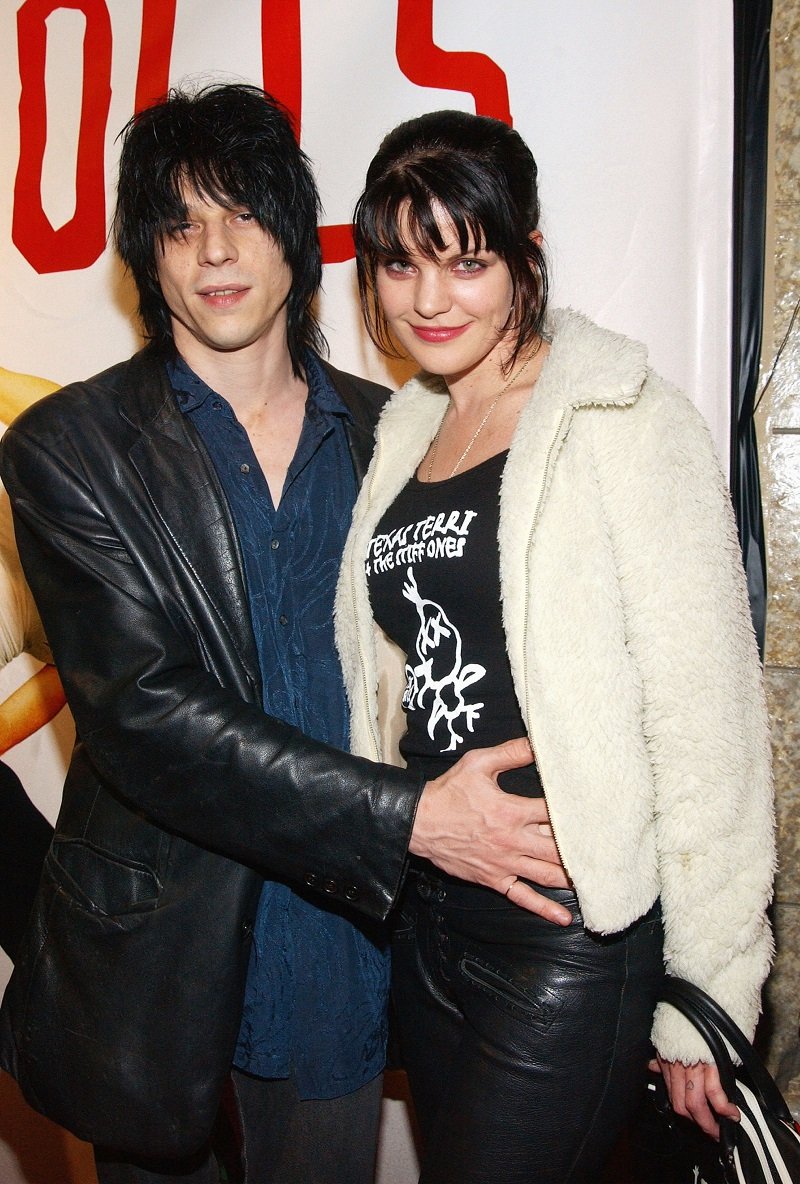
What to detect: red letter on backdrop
<box><xmin>261</xmin><ymin>0</ymin><xmax>302</xmax><ymax>134</ymax></box>
<box><xmin>135</xmin><ymin>0</ymin><xmax>176</xmax><ymax>114</ymax></box>
<box><xmin>310</xmin><ymin>1</ymin><xmax>513</xmax><ymax>266</ymax></box>
<box><xmin>14</xmin><ymin>0</ymin><xmax>112</xmax><ymax>273</ymax></box>
<box><xmin>396</xmin><ymin>0</ymin><xmax>511</xmax><ymax>123</ymax></box>
<box><xmin>260</xmin><ymin>0</ymin><xmax>352</xmax><ymax>264</ymax></box>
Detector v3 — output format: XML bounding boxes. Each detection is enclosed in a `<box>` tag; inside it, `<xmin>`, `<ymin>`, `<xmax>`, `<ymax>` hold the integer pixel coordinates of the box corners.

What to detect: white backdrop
<box><xmin>0</xmin><ymin>1</ymin><xmax>734</xmax><ymax>436</ymax></box>
<box><xmin>0</xmin><ymin>3</ymin><xmax>734</xmax><ymax>1180</ymax></box>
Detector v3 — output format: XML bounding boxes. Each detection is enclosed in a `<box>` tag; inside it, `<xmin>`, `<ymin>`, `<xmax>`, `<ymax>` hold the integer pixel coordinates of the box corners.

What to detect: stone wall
<box><xmin>759</xmin><ymin>0</ymin><xmax>800</xmax><ymax>1117</ymax></box>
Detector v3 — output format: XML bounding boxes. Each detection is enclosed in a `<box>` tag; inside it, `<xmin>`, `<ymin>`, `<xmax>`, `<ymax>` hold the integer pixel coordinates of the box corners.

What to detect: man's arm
<box><xmin>413</xmin><ymin>742</ymin><xmax>572</xmax><ymax>924</ymax></box>
<box><xmin>2</xmin><ymin>415</ymin><xmax>567</xmax><ymax>922</ymax></box>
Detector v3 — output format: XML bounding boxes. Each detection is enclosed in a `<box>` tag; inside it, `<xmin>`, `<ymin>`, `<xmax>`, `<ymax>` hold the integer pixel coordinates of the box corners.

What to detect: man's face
<box><xmin>155</xmin><ymin>187</ymin><xmax>293</xmax><ymax>366</ymax></box>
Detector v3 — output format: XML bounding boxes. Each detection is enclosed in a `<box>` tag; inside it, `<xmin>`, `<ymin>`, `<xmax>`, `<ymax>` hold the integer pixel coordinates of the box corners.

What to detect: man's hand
<box><xmin>653</xmin><ymin>1058</ymin><xmax>739</xmax><ymax>1139</ymax></box>
<box><xmin>408</xmin><ymin>738</ymin><xmax>572</xmax><ymax>924</ymax></box>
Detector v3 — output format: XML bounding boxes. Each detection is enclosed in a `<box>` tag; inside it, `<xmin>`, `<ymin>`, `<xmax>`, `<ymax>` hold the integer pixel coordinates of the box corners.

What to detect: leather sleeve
<box><xmin>0</xmin><ymin>413</ymin><xmax>423</xmax><ymax>922</ymax></box>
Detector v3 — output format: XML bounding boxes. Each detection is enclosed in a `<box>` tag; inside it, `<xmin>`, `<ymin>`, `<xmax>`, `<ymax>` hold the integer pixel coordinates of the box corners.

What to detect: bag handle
<box><xmin>660</xmin><ymin>977</ymin><xmax>739</xmax><ymax>1172</ymax></box>
<box><xmin>661</xmin><ymin>977</ymin><xmax>793</xmax><ymax>1124</ymax></box>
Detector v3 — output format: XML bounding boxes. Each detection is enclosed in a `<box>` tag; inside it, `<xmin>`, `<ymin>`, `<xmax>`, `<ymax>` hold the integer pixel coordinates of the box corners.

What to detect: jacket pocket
<box><xmin>47</xmin><ymin>837</ymin><xmax>162</xmax><ymax>917</ymax></box>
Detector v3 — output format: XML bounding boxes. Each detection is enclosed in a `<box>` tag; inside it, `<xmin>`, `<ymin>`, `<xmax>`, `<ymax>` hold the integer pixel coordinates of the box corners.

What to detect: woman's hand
<box><xmin>651</xmin><ymin>1057</ymin><xmax>740</xmax><ymax>1139</ymax></box>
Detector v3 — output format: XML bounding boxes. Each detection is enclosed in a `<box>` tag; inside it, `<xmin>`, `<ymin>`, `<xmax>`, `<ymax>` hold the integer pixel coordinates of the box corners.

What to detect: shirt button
<box><xmin>344</xmin><ymin>885</ymin><xmax>360</xmax><ymax>902</ymax></box>
<box><xmin>212</xmin><ymin>400</ymin><xmax>223</xmax><ymax>410</ymax></box>
<box><xmin>240</xmin><ymin>463</ymin><xmax>250</xmax><ymax>474</ymax></box>
<box><xmin>271</xmin><ymin>539</ymin><xmax>280</xmax><ymax>550</ymax></box>
<box><xmin>279</xmin><ymin>614</ymin><xmax>288</xmax><ymax>626</ymax></box>
<box><xmin>323</xmin><ymin>879</ymin><xmax>338</xmax><ymax>895</ymax></box>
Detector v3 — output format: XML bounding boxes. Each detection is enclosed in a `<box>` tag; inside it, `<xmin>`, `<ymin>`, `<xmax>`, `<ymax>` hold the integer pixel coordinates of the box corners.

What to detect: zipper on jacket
<box><xmin>521</xmin><ymin>408</ymin><xmax>572</xmax><ymax>877</ymax></box>
<box><xmin>351</xmin><ymin>441</ymin><xmax>382</xmax><ymax>762</ymax></box>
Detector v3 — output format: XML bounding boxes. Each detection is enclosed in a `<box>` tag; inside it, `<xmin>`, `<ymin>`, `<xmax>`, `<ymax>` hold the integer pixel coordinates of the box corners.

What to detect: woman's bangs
<box><xmin>369</xmin><ymin>183</ymin><xmax>487</xmax><ymax>261</ymax></box>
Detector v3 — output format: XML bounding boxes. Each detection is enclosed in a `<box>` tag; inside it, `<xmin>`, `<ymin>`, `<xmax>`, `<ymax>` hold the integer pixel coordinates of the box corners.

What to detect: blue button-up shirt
<box><xmin>169</xmin><ymin>353</ymin><xmax>389</xmax><ymax>1099</ymax></box>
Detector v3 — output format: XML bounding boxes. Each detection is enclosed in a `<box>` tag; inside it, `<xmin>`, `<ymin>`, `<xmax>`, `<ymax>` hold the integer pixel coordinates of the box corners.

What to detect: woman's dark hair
<box><xmin>354</xmin><ymin>110</ymin><xmax>548</xmax><ymax>371</ymax></box>
<box><xmin>113</xmin><ymin>83</ymin><xmax>325</xmax><ymax>375</ymax></box>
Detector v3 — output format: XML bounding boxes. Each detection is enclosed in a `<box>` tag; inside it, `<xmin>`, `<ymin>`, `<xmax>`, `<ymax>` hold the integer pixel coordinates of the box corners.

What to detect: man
<box><xmin>0</xmin><ymin>85</ymin><xmax>568</xmax><ymax>1183</ymax></box>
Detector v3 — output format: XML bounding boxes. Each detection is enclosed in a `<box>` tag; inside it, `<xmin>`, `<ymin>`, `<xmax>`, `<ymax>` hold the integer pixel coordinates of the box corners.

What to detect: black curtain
<box><xmin>731</xmin><ymin>0</ymin><xmax>771</xmax><ymax>656</ymax></box>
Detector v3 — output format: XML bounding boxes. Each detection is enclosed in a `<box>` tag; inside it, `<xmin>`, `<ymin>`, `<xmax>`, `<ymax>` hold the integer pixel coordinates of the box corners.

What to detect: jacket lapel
<box><xmin>320</xmin><ymin>360</ymin><xmax>386</xmax><ymax>486</ymax></box>
<box><xmin>119</xmin><ymin>351</ymin><xmax>261</xmax><ymax>692</ymax></box>
<box><xmin>499</xmin><ymin>307</ymin><xmax>649</xmax><ymax>516</ymax></box>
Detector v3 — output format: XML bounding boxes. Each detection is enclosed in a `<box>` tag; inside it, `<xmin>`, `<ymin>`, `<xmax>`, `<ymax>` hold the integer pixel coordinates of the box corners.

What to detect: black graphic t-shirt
<box><xmin>367</xmin><ymin>451</ymin><xmax>543</xmax><ymax>797</ymax></box>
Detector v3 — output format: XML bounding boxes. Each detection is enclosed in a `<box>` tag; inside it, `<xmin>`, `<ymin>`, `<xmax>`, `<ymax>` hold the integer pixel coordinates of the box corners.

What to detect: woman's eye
<box><xmin>384</xmin><ymin>260</ymin><xmax>413</xmax><ymax>275</ymax></box>
<box><xmin>455</xmin><ymin>259</ymin><xmax>485</xmax><ymax>274</ymax></box>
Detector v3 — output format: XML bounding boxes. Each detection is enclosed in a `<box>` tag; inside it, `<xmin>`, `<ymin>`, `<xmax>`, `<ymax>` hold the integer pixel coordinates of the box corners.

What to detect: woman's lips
<box><xmin>410</xmin><ymin>324</ymin><xmax>470</xmax><ymax>343</ymax></box>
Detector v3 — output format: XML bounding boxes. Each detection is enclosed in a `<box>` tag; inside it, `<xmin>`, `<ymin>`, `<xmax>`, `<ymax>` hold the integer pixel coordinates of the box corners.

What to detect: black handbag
<box><xmin>642</xmin><ymin>976</ymin><xmax>800</xmax><ymax>1183</ymax></box>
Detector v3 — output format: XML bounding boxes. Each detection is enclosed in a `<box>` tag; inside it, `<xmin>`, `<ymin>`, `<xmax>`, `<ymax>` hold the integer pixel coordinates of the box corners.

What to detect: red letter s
<box><xmin>396</xmin><ymin>0</ymin><xmax>511</xmax><ymax>123</ymax></box>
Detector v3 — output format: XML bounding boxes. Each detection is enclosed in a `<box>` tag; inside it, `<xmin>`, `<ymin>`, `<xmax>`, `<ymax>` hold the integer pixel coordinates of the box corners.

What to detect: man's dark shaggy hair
<box><xmin>113</xmin><ymin>83</ymin><xmax>326</xmax><ymax>375</ymax></box>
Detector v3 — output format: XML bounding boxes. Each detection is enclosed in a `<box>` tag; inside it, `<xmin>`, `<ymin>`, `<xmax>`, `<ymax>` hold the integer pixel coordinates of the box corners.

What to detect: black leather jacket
<box><xmin>0</xmin><ymin>346</ymin><xmax>422</xmax><ymax>1157</ymax></box>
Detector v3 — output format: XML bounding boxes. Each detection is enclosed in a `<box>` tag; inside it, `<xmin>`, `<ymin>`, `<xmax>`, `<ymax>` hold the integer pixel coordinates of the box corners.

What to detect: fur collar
<box><xmin>361</xmin><ymin>307</ymin><xmax>649</xmax><ymax>522</ymax></box>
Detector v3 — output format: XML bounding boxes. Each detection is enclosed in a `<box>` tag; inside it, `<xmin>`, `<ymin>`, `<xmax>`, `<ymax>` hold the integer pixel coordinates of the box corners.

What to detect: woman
<box><xmin>335</xmin><ymin>110</ymin><xmax>774</xmax><ymax>1183</ymax></box>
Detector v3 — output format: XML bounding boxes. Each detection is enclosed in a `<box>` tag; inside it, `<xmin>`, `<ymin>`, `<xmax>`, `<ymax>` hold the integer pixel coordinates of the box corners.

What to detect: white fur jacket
<box><xmin>335</xmin><ymin>307</ymin><xmax>775</xmax><ymax>1063</ymax></box>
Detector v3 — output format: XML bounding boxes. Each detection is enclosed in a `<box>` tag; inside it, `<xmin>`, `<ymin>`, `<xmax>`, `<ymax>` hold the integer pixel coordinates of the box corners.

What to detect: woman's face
<box><xmin>374</xmin><ymin>204</ymin><xmax>515</xmax><ymax>385</ymax></box>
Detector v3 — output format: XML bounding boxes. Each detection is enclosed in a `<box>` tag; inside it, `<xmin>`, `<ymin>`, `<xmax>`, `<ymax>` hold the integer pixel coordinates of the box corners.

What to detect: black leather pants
<box><xmin>392</xmin><ymin>867</ymin><xmax>664</xmax><ymax>1184</ymax></box>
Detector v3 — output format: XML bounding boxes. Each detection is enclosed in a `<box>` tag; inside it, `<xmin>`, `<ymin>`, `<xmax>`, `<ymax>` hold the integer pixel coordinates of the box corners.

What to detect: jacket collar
<box><xmin>109</xmin><ymin>344</ymin><xmax>192</xmax><ymax>441</ymax></box>
<box><xmin>539</xmin><ymin>307</ymin><xmax>649</xmax><ymax>410</ymax></box>
<box><xmin>114</xmin><ymin>344</ymin><xmax>386</xmax><ymax>431</ymax></box>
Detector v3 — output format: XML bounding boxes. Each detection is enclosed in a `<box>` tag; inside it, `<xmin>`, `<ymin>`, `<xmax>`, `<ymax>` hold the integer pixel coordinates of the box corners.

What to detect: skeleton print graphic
<box><xmin>401</xmin><ymin>567</ymin><xmax>486</xmax><ymax>752</ymax></box>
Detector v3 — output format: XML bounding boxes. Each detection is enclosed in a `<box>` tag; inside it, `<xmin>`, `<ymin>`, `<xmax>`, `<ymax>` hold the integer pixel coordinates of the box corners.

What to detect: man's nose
<box><xmin>198</xmin><ymin>222</ymin><xmax>237</xmax><ymax>266</ymax></box>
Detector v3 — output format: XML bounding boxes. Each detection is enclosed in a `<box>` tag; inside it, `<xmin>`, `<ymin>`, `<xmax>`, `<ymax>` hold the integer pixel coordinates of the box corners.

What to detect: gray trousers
<box><xmin>94</xmin><ymin>1071</ymin><xmax>383</xmax><ymax>1184</ymax></box>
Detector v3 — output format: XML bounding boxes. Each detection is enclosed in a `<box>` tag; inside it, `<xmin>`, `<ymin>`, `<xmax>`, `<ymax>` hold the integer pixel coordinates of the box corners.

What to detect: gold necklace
<box><xmin>426</xmin><ymin>346</ymin><xmax>538</xmax><ymax>482</ymax></box>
